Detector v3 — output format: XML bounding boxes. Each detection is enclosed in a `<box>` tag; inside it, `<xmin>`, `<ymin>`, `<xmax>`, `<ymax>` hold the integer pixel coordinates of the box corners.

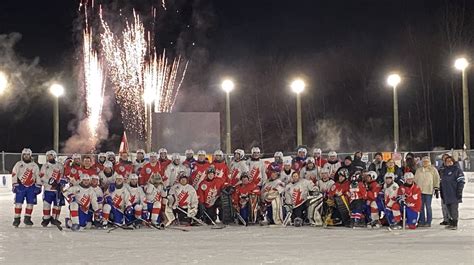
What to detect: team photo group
<box><xmin>10</xmin><ymin>146</ymin><xmax>465</xmax><ymax>232</ymax></box>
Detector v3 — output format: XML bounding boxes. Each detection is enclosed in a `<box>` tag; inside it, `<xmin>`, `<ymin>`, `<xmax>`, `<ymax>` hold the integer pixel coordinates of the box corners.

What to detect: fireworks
<box><xmin>83</xmin><ymin>28</ymin><xmax>105</xmax><ymax>145</ymax></box>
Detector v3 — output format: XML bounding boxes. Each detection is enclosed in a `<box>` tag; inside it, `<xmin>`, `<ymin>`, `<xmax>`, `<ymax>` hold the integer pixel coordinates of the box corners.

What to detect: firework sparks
<box><xmin>83</xmin><ymin>28</ymin><xmax>105</xmax><ymax>145</ymax></box>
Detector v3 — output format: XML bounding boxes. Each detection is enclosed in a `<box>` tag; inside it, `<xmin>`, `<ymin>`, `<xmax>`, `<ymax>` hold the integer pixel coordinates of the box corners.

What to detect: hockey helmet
<box><xmin>328</xmin><ymin>151</ymin><xmax>337</xmax><ymax>157</ymax></box>
<box><xmin>72</xmin><ymin>153</ymin><xmax>82</xmax><ymax>160</ymax></box>
<box><xmin>367</xmin><ymin>171</ymin><xmax>378</xmax><ymax>182</ymax></box>
<box><xmin>46</xmin><ymin>150</ymin><xmax>57</xmax><ymax>159</ymax></box>
<box><xmin>214</xmin><ymin>150</ymin><xmax>224</xmax><ymax>157</ymax></box>
<box><xmin>80</xmin><ymin>174</ymin><xmax>91</xmax><ymax>181</ymax></box>
<box><xmin>337</xmin><ymin>168</ymin><xmax>349</xmax><ymax>179</ymax></box>
<box><xmin>171</xmin><ymin>153</ymin><xmax>181</xmax><ymax>162</ymax></box>
<box><xmin>207</xmin><ymin>167</ymin><xmax>216</xmax><ymax>174</ymax></box>
<box><xmin>197</xmin><ymin>150</ymin><xmax>207</xmax><ymax>156</ymax></box>
<box><xmin>91</xmin><ymin>175</ymin><xmax>100</xmax><ymax>180</ymax></box>
<box><xmin>129</xmin><ymin>174</ymin><xmax>139</xmax><ymax>180</ymax></box>
<box><xmin>313</xmin><ymin>148</ymin><xmax>322</xmax><ymax>155</ymax></box>
<box><xmin>104</xmin><ymin>161</ymin><xmax>114</xmax><ymax>169</ymax></box>
<box><xmin>178</xmin><ymin>171</ymin><xmax>188</xmax><ymax>180</ymax></box>
<box><xmin>158</xmin><ymin>148</ymin><xmax>168</xmax><ymax>154</ymax></box>
<box><xmin>351</xmin><ymin>171</ymin><xmax>362</xmax><ymax>182</ymax></box>
<box><xmin>136</xmin><ymin>149</ymin><xmax>145</xmax><ymax>155</ymax></box>
<box><xmin>269</xmin><ymin>163</ymin><xmax>282</xmax><ymax>173</ymax></box>
<box><xmin>98</xmin><ymin>152</ymin><xmax>107</xmax><ymax>159</ymax></box>
<box><xmin>297</xmin><ymin>147</ymin><xmax>307</xmax><ymax>155</ymax></box>
<box><xmin>185</xmin><ymin>149</ymin><xmax>194</xmax><ymax>155</ymax></box>
<box><xmin>22</xmin><ymin>148</ymin><xmax>33</xmax><ymax>156</ymax></box>
<box><xmin>283</xmin><ymin>158</ymin><xmax>292</xmax><ymax>166</ymax></box>
<box><xmin>306</xmin><ymin>157</ymin><xmax>315</xmax><ymax>165</ymax></box>
<box><xmin>403</xmin><ymin>172</ymin><xmax>415</xmax><ymax>180</ymax></box>
<box><xmin>384</xmin><ymin>172</ymin><xmax>395</xmax><ymax>180</ymax></box>
<box><xmin>234</xmin><ymin>149</ymin><xmax>245</xmax><ymax>159</ymax></box>
<box><xmin>240</xmin><ymin>171</ymin><xmax>250</xmax><ymax>180</ymax></box>
<box><xmin>274</xmin><ymin>151</ymin><xmax>283</xmax><ymax>158</ymax></box>
<box><xmin>106</xmin><ymin>151</ymin><xmax>115</xmax><ymax>158</ymax></box>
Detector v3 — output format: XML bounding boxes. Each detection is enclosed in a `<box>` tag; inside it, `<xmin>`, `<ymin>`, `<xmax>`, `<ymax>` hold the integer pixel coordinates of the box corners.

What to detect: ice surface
<box><xmin>0</xmin><ymin>174</ymin><xmax>473</xmax><ymax>265</ymax></box>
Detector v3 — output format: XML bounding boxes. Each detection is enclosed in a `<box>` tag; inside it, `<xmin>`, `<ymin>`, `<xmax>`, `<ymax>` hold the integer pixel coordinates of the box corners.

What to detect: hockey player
<box><xmin>79</xmin><ymin>156</ymin><xmax>98</xmax><ymax>181</ymax></box>
<box><xmin>364</xmin><ymin>171</ymin><xmax>384</xmax><ymax>228</ymax></box>
<box><xmin>284</xmin><ymin>172</ymin><xmax>318</xmax><ymax>226</ymax></box>
<box><xmin>212</xmin><ymin>150</ymin><xmax>229</xmax><ymax>182</ymax></box>
<box><xmin>261</xmin><ymin>164</ymin><xmax>285</xmax><ymax>225</ymax></box>
<box><xmin>317</xmin><ymin>168</ymin><xmax>335</xmax><ymax>225</ymax></box>
<box><xmin>114</xmin><ymin>152</ymin><xmax>133</xmax><ymax>181</ymax></box>
<box><xmin>102</xmin><ymin>175</ymin><xmax>130</xmax><ymax>226</ymax></box>
<box><xmin>89</xmin><ymin>175</ymin><xmax>104</xmax><ymax>227</ymax></box>
<box><xmin>125</xmin><ymin>174</ymin><xmax>147</xmax><ymax>226</ymax></box>
<box><xmin>229</xmin><ymin>149</ymin><xmax>249</xmax><ymax>186</ymax></box>
<box><xmin>383</xmin><ymin>172</ymin><xmax>402</xmax><ymax>229</ymax></box>
<box><xmin>312</xmin><ymin>148</ymin><xmax>327</xmax><ymax>168</ymax></box>
<box><xmin>189</xmin><ymin>150</ymin><xmax>210</xmax><ymax>189</ymax></box>
<box><xmin>280</xmin><ymin>159</ymin><xmax>294</xmax><ymax>184</ymax></box>
<box><xmin>144</xmin><ymin>173</ymin><xmax>166</xmax><ymax>225</ymax></box>
<box><xmin>323</xmin><ymin>151</ymin><xmax>341</xmax><ymax>179</ymax></box>
<box><xmin>265</xmin><ymin>152</ymin><xmax>284</xmax><ymax>180</ymax></box>
<box><xmin>39</xmin><ymin>150</ymin><xmax>65</xmax><ymax>227</ymax></box>
<box><xmin>232</xmin><ymin>172</ymin><xmax>260</xmax><ymax>225</ymax></box>
<box><xmin>300</xmin><ymin>157</ymin><xmax>319</xmax><ymax>184</ymax></box>
<box><xmin>99</xmin><ymin>161</ymin><xmax>115</xmax><ymax>191</ymax></box>
<box><xmin>197</xmin><ymin>167</ymin><xmax>228</xmax><ymax>224</ymax></box>
<box><xmin>133</xmin><ymin>149</ymin><xmax>147</xmax><ymax>175</ymax></box>
<box><xmin>327</xmin><ymin>168</ymin><xmax>351</xmax><ymax>226</ymax></box>
<box><xmin>139</xmin><ymin>152</ymin><xmax>162</xmax><ymax>187</ymax></box>
<box><xmin>167</xmin><ymin>172</ymin><xmax>199</xmax><ymax>226</ymax></box>
<box><xmin>348</xmin><ymin>171</ymin><xmax>367</xmax><ymax>227</ymax></box>
<box><xmin>106</xmin><ymin>151</ymin><xmax>116</xmax><ymax>164</ymax></box>
<box><xmin>64</xmin><ymin>153</ymin><xmax>82</xmax><ymax>186</ymax></box>
<box><xmin>64</xmin><ymin>174</ymin><xmax>100</xmax><ymax>231</ymax></box>
<box><xmin>182</xmin><ymin>149</ymin><xmax>197</xmax><ymax>173</ymax></box>
<box><xmin>247</xmin><ymin>147</ymin><xmax>266</xmax><ymax>187</ymax></box>
<box><xmin>292</xmin><ymin>147</ymin><xmax>307</xmax><ymax>173</ymax></box>
<box><xmin>398</xmin><ymin>172</ymin><xmax>421</xmax><ymax>229</ymax></box>
<box><xmin>95</xmin><ymin>153</ymin><xmax>107</xmax><ymax>173</ymax></box>
<box><xmin>164</xmin><ymin>153</ymin><xmax>188</xmax><ymax>187</ymax></box>
<box><xmin>12</xmin><ymin>148</ymin><xmax>41</xmax><ymax>227</ymax></box>
<box><xmin>158</xmin><ymin>148</ymin><xmax>171</xmax><ymax>176</ymax></box>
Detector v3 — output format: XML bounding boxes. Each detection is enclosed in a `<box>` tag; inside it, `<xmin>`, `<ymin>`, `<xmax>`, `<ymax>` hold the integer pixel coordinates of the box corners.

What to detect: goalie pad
<box><xmin>249</xmin><ymin>194</ymin><xmax>259</xmax><ymax>224</ymax></box>
<box><xmin>334</xmin><ymin>196</ymin><xmax>351</xmax><ymax>226</ymax></box>
<box><xmin>307</xmin><ymin>193</ymin><xmax>324</xmax><ymax>226</ymax></box>
<box><xmin>220</xmin><ymin>192</ymin><xmax>234</xmax><ymax>224</ymax></box>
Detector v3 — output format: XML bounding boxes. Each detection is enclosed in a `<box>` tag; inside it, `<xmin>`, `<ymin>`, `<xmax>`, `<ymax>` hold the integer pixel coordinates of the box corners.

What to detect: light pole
<box><xmin>455</xmin><ymin>57</ymin><xmax>470</xmax><ymax>149</ymax></box>
<box><xmin>0</xmin><ymin>71</ymin><xmax>7</xmax><ymax>95</ymax></box>
<box><xmin>387</xmin><ymin>74</ymin><xmax>401</xmax><ymax>152</ymax></box>
<box><xmin>222</xmin><ymin>79</ymin><xmax>234</xmax><ymax>155</ymax></box>
<box><xmin>144</xmin><ymin>97</ymin><xmax>155</xmax><ymax>153</ymax></box>
<box><xmin>49</xmin><ymin>84</ymin><xmax>64</xmax><ymax>152</ymax></box>
<box><xmin>291</xmin><ymin>79</ymin><xmax>305</xmax><ymax>146</ymax></box>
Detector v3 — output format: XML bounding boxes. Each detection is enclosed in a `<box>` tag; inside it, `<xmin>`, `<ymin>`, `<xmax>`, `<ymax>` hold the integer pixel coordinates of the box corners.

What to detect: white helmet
<box><xmin>367</xmin><ymin>171</ymin><xmax>378</xmax><ymax>181</ymax></box>
<box><xmin>197</xmin><ymin>150</ymin><xmax>206</xmax><ymax>156</ymax></box>
<box><xmin>46</xmin><ymin>150</ymin><xmax>57</xmax><ymax>158</ymax></box>
<box><xmin>234</xmin><ymin>149</ymin><xmax>245</xmax><ymax>159</ymax></box>
<box><xmin>297</xmin><ymin>148</ymin><xmax>307</xmax><ymax>155</ymax></box>
<box><xmin>214</xmin><ymin>150</ymin><xmax>224</xmax><ymax>157</ymax></box>
<box><xmin>72</xmin><ymin>153</ymin><xmax>82</xmax><ymax>160</ymax></box>
<box><xmin>251</xmin><ymin>147</ymin><xmax>261</xmax><ymax>154</ymax></box>
<box><xmin>80</xmin><ymin>174</ymin><xmax>91</xmax><ymax>181</ymax></box>
<box><xmin>106</xmin><ymin>151</ymin><xmax>115</xmax><ymax>158</ymax></box>
<box><xmin>171</xmin><ymin>153</ymin><xmax>181</xmax><ymax>161</ymax></box>
<box><xmin>158</xmin><ymin>148</ymin><xmax>168</xmax><ymax>154</ymax></box>
<box><xmin>136</xmin><ymin>149</ymin><xmax>145</xmax><ymax>155</ymax></box>
<box><xmin>91</xmin><ymin>175</ymin><xmax>100</xmax><ymax>180</ymax></box>
<box><xmin>274</xmin><ymin>151</ymin><xmax>283</xmax><ymax>158</ymax></box>
<box><xmin>320</xmin><ymin>167</ymin><xmax>330</xmax><ymax>174</ymax></box>
<box><xmin>328</xmin><ymin>151</ymin><xmax>337</xmax><ymax>157</ymax></box>
<box><xmin>306</xmin><ymin>157</ymin><xmax>315</xmax><ymax>165</ymax></box>
<box><xmin>185</xmin><ymin>149</ymin><xmax>194</xmax><ymax>155</ymax></box>
<box><xmin>313</xmin><ymin>148</ymin><xmax>322</xmax><ymax>154</ymax></box>
<box><xmin>98</xmin><ymin>152</ymin><xmax>106</xmax><ymax>158</ymax></box>
<box><xmin>22</xmin><ymin>148</ymin><xmax>33</xmax><ymax>156</ymax></box>
<box><xmin>104</xmin><ymin>161</ymin><xmax>114</xmax><ymax>168</ymax></box>
<box><xmin>115</xmin><ymin>174</ymin><xmax>124</xmax><ymax>180</ymax></box>
<box><xmin>283</xmin><ymin>158</ymin><xmax>292</xmax><ymax>166</ymax></box>
<box><xmin>403</xmin><ymin>172</ymin><xmax>415</xmax><ymax>180</ymax></box>
<box><xmin>129</xmin><ymin>174</ymin><xmax>139</xmax><ymax>180</ymax></box>
<box><xmin>384</xmin><ymin>172</ymin><xmax>395</xmax><ymax>180</ymax></box>
<box><xmin>149</xmin><ymin>152</ymin><xmax>158</xmax><ymax>158</ymax></box>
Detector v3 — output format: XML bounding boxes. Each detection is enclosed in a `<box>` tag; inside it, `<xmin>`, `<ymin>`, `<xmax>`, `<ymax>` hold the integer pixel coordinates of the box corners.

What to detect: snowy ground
<box><xmin>0</xmin><ymin>175</ymin><xmax>473</xmax><ymax>264</ymax></box>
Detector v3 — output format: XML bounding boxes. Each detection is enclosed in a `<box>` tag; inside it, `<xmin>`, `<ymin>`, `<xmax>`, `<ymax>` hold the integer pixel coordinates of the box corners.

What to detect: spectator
<box><xmin>379</xmin><ymin>159</ymin><xmax>403</xmax><ymax>185</ymax></box>
<box><xmin>440</xmin><ymin>156</ymin><xmax>465</xmax><ymax>230</ymax></box>
<box><xmin>402</xmin><ymin>157</ymin><xmax>417</xmax><ymax>174</ymax></box>
<box><xmin>414</xmin><ymin>156</ymin><xmax>440</xmax><ymax>227</ymax></box>
<box><xmin>368</xmin><ymin>152</ymin><xmax>386</xmax><ymax>180</ymax></box>
<box><xmin>352</xmin><ymin>151</ymin><xmax>366</xmax><ymax>172</ymax></box>
<box><xmin>437</xmin><ymin>153</ymin><xmax>451</xmax><ymax>225</ymax></box>
<box><xmin>336</xmin><ymin>156</ymin><xmax>356</xmax><ymax>177</ymax></box>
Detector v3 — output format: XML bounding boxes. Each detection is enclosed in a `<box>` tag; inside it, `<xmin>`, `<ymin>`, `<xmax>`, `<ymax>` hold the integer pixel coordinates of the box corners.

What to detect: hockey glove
<box><xmin>105</xmin><ymin>196</ymin><xmax>113</xmax><ymax>205</ymax></box>
<box><xmin>34</xmin><ymin>185</ymin><xmax>42</xmax><ymax>195</ymax></box>
<box><xmin>12</xmin><ymin>183</ymin><xmax>19</xmax><ymax>193</ymax></box>
<box><xmin>125</xmin><ymin>206</ymin><xmax>134</xmax><ymax>216</ymax></box>
<box><xmin>326</xmin><ymin>198</ymin><xmax>335</xmax><ymax>207</ymax></box>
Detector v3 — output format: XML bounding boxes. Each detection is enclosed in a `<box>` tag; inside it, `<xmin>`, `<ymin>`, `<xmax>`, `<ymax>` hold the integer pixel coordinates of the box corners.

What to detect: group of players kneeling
<box><xmin>10</xmin><ymin>147</ymin><xmax>421</xmax><ymax>231</ymax></box>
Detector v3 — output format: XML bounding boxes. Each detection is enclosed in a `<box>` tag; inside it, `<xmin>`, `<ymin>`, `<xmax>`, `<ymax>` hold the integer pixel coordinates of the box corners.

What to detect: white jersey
<box><xmin>316</xmin><ymin>179</ymin><xmax>335</xmax><ymax>196</ymax></box>
<box><xmin>284</xmin><ymin>179</ymin><xmax>317</xmax><ymax>208</ymax></box>
<box><xmin>383</xmin><ymin>182</ymin><xmax>399</xmax><ymax>207</ymax></box>
<box><xmin>323</xmin><ymin>161</ymin><xmax>341</xmax><ymax>178</ymax></box>
<box><xmin>104</xmin><ymin>184</ymin><xmax>130</xmax><ymax>210</ymax></box>
<box><xmin>64</xmin><ymin>184</ymin><xmax>99</xmax><ymax>212</ymax></box>
<box><xmin>144</xmin><ymin>183</ymin><xmax>166</xmax><ymax>203</ymax></box>
<box><xmin>164</xmin><ymin>163</ymin><xmax>189</xmax><ymax>187</ymax></box>
<box><xmin>247</xmin><ymin>159</ymin><xmax>266</xmax><ymax>186</ymax></box>
<box><xmin>90</xmin><ymin>185</ymin><xmax>104</xmax><ymax>205</ymax></box>
<box><xmin>280</xmin><ymin>168</ymin><xmax>294</xmax><ymax>184</ymax></box>
<box><xmin>261</xmin><ymin>179</ymin><xmax>285</xmax><ymax>202</ymax></box>
<box><xmin>229</xmin><ymin>160</ymin><xmax>249</xmax><ymax>185</ymax></box>
<box><xmin>168</xmin><ymin>183</ymin><xmax>198</xmax><ymax>210</ymax></box>
<box><xmin>12</xmin><ymin>160</ymin><xmax>41</xmax><ymax>188</ymax></box>
<box><xmin>133</xmin><ymin>159</ymin><xmax>147</xmax><ymax>175</ymax></box>
<box><xmin>99</xmin><ymin>171</ymin><xmax>116</xmax><ymax>190</ymax></box>
<box><xmin>300</xmin><ymin>166</ymin><xmax>319</xmax><ymax>183</ymax></box>
<box><xmin>39</xmin><ymin>161</ymin><xmax>64</xmax><ymax>192</ymax></box>
<box><xmin>126</xmin><ymin>184</ymin><xmax>147</xmax><ymax>207</ymax></box>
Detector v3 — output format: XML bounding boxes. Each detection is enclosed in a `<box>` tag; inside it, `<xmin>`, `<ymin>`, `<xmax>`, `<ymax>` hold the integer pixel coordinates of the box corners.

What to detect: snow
<box><xmin>0</xmin><ymin>174</ymin><xmax>473</xmax><ymax>264</ymax></box>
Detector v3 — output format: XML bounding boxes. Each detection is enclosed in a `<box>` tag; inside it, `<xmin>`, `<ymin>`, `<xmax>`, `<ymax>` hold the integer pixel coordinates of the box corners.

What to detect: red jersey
<box><xmin>398</xmin><ymin>183</ymin><xmax>422</xmax><ymax>212</ymax></box>
<box><xmin>189</xmin><ymin>161</ymin><xmax>210</xmax><ymax>189</ymax></box>
<box><xmin>291</xmin><ymin>157</ymin><xmax>306</xmax><ymax>173</ymax></box>
<box><xmin>232</xmin><ymin>182</ymin><xmax>260</xmax><ymax>207</ymax></box>
<box><xmin>114</xmin><ymin>160</ymin><xmax>133</xmax><ymax>180</ymax></box>
<box><xmin>365</xmin><ymin>181</ymin><xmax>381</xmax><ymax>202</ymax></box>
<box><xmin>197</xmin><ymin>177</ymin><xmax>227</xmax><ymax>208</ymax></box>
<box><xmin>139</xmin><ymin>162</ymin><xmax>162</xmax><ymax>186</ymax></box>
<box><xmin>328</xmin><ymin>180</ymin><xmax>350</xmax><ymax>199</ymax></box>
<box><xmin>211</xmin><ymin>161</ymin><xmax>229</xmax><ymax>182</ymax></box>
<box><xmin>315</xmin><ymin>157</ymin><xmax>327</xmax><ymax>168</ymax></box>
<box><xmin>64</xmin><ymin>161</ymin><xmax>82</xmax><ymax>183</ymax></box>
<box><xmin>94</xmin><ymin>162</ymin><xmax>104</xmax><ymax>174</ymax></box>
<box><xmin>348</xmin><ymin>181</ymin><xmax>367</xmax><ymax>202</ymax></box>
<box><xmin>159</xmin><ymin>158</ymin><xmax>172</xmax><ymax>176</ymax></box>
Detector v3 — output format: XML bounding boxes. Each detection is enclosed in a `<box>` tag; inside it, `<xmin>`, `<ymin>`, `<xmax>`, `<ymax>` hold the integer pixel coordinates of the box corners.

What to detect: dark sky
<box><xmin>0</xmin><ymin>0</ymin><xmax>473</xmax><ymax>153</ymax></box>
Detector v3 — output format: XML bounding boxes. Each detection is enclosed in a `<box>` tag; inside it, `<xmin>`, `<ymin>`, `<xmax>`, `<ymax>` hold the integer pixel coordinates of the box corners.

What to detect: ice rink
<box><xmin>0</xmin><ymin>175</ymin><xmax>473</xmax><ymax>265</ymax></box>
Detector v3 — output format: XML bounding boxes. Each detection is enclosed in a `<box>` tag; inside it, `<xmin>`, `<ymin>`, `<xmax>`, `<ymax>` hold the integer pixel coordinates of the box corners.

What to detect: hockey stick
<box><xmin>402</xmin><ymin>201</ymin><xmax>406</xmax><ymax>231</ymax></box>
<box><xmin>200</xmin><ymin>208</ymin><xmax>226</xmax><ymax>229</ymax></box>
<box><xmin>136</xmin><ymin>217</ymin><xmax>165</xmax><ymax>230</ymax></box>
<box><xmin>235</xmin><ymin>211</ymin><xmax>247</xmax><ymax>226</ymax></box>
<box><xmin>106</xmin><ymin>221</ymin><xmax>135</xmax><ymax>233</ymax></box>
<box><xmin>176</xmin><ymin>207</ymin><xmax>206</xmax><ymax>226</ymax></box>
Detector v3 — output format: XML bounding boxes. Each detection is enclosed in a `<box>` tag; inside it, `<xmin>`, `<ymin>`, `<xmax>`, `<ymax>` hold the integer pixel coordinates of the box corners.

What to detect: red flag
<box><xmin>119</xmin><ymin>131</ymin><xmax>129</xmax><ymax>154</ymax></box>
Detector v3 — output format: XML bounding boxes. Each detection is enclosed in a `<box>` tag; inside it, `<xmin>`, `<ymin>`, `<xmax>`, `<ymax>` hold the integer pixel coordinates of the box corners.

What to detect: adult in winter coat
<box><xmin>352</xmin><ymin>151</ymin><xmax>366</xmax><ymax>172</ymax></box>
<box><xmin>368</xmin><ymin>152</ymin><xmax>386</xmax><ymax>181</ymax></box>
<box><xmin>378</xmin><ymin>159</ymin><xmax>403</xmax><ymax>185</ymax></box>
<box><xmin>440</xmin><ymin>156</ymin><xmax>465</xmax><ymax>230</ymax></box>
<box><xmin>414</xmin><ymin>156</ymin><xmax>440</xmax><ymax>227</ymax></box>
<box><xmin>437</xmin><ymin>153</ymin><xmax>451</xmax><ymax>225</ymax></box>
<box><xmin>336</xmin><ymin>156</ymin><xmax>356</xmax><ymax>177</ymax></box>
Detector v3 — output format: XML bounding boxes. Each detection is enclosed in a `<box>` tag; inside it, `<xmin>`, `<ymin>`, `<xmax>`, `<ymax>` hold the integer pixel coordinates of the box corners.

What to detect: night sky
<box><xmin>0</xmin><ymin>0</ymin><xmax>473</xmax><ymax>154</ymax></box>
